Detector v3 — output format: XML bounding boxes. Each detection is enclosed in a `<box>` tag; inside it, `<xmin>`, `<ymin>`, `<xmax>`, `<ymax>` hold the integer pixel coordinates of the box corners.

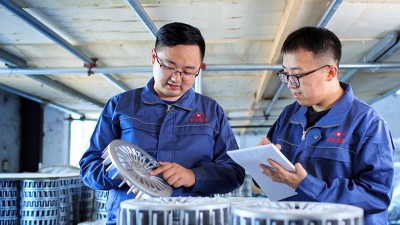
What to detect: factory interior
<box><xmin>1</xmin><ymin>0</ymin><xmax>400</xmax><ymax>224</ymax></box>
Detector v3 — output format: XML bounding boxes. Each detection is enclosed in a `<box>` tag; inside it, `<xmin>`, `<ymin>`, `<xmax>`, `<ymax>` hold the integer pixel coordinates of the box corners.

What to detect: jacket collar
<box><xmin>141</xmin><ymin>77</ymin><xmax>195</xmax><ymax>111</ymax></box>
<box><xmin>291</xmin><ymin>82</ymin><xmax>354</xmax><ymax>127</ymax></box>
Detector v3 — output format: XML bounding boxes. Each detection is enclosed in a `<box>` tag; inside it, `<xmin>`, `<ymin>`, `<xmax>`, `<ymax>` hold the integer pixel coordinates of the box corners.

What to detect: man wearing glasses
<box><xmin>259</xmin><ymin>27</ymin><xmax>395</xmax><ymax>225</ymax></box>
<box><xmin>79</xmin><ymin>22</ymin><xmax>245</xmax><ymax>224</ymax></box>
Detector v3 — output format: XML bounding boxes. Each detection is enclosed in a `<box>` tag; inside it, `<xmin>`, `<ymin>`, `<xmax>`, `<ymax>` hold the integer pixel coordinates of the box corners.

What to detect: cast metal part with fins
<box><xmin>101</xmin><ymin>139</ymin><xmax>173</xmax><ymax>197</ymax></box>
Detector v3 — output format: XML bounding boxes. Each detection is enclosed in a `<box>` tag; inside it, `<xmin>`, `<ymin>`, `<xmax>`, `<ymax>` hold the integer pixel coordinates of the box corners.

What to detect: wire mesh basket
<box><xmin>80</xmin><ymin>185</ymin><xmax>94</xmax><ymax>222</ymax></box>
<box><xmin>20</xmin><ymin>178</ymin><xmax>60</xmax><ymax>225</ymax></box>
<box><xmin>0</xmin><ymin>180</ymin><xmax>19</xmax><ymax>225</ymax></box>
<box><xmin>59</xmin><ymin>178</ymin><xmax>73</xmax><ymax>225</ymax></box>
<box><xmin>93</xmin><ymin>190</ymin><xmax>108</xmax><ymax>221</ymax></box>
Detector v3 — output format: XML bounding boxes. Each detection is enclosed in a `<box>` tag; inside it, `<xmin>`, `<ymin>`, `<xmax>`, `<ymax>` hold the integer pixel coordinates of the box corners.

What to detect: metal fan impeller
<box><xmin>101</xmin><ymin>140</ymin><xmax>173</xmax><ymax>197</ymax></box>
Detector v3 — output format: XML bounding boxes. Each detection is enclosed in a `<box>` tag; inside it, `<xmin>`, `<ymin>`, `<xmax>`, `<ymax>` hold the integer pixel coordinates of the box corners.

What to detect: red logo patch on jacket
<box><xmin>327</xmin><ymin>130</ymin><xmax>346</xmax><ymax>143</ymax></box>
<box><xmin>189</xmin><ymin>112</ymin><xmax>208</xmax><ymax>123</ymax></box>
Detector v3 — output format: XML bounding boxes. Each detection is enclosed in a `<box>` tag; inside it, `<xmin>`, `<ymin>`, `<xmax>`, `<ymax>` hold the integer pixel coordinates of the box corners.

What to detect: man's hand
<box><xmin>149</xmin><ymin>162</ymin><xmax>195</xmax><ymax>188</ymax></box>
<box><xmin>258</xmin><ymin>137</ymin><xmax>282</xmax><ymax>150</ymax></box>
<box><xmin>259</xmin><ymin>160</ymin><xmax>307</xmax><ymax>189</ymax></box>
<box><xmin>258</xmin><ymin>137</ymin><xmax>307</xmax><ymax>189</ymax></box>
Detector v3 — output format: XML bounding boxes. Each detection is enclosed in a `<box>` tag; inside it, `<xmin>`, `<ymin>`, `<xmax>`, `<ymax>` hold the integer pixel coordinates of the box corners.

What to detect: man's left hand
<box><xmin>259</xmin><ymin>160</ymin><xmax>307</xmax><ymax>189</ymax></box>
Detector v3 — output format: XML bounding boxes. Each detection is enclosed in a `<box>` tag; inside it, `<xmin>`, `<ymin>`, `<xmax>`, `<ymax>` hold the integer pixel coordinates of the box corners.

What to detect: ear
<box><xmin>151</xmin><ymin>48</ymin><xmax>156</xmax><ymax>65</ymax></box>
<box><xmin>326</xmin><ymin>65</ymin><xmax>338</xmax><ymax>81</ymax></box>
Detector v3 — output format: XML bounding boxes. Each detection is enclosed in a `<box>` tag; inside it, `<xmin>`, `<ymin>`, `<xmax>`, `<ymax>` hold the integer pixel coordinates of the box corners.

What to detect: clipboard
<box><xmin>227</xmin><ymin>144</ymin><xmax>297</xmax><ymax>201</ymax></box>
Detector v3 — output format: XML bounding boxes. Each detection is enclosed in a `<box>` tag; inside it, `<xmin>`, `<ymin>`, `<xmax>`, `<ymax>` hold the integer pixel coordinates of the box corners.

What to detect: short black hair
<box><xmin>155</xmin><ymin>22</ymin><xmax>206</xmax><ymax>62</ymax></box>
<box><xmin>281</xmin><ymin>27</ymin><xmax>342</xmax><ymax>65</ymax></box>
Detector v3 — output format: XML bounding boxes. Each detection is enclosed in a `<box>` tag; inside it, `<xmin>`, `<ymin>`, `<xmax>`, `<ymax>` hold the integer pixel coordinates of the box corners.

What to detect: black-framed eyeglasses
<box><xmin>277</xmin><ymin>65</ymin><xmax>330</xmax><ymax>87</ymax></box>
<box><xmin>155</xmin><ymin>52</ymin><xmax>201</xmax><ymax>78</ymax></box>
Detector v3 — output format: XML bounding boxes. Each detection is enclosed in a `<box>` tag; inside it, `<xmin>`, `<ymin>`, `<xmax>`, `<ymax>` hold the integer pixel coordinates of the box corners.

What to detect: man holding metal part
<box><xmin>259</xmin><ymin>26</ymin><xmax>395</xmax><ymax>225</ymax></box>
<box><xmin>79</xmin><ymin>22</ymin><xmax>245</xmax><ymax>224</ymax></box>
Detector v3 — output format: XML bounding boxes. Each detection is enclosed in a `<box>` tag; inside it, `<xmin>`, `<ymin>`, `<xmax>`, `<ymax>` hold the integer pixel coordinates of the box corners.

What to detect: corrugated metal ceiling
<box><xmin>0</xmin><ymin>0</ymin><xmax>399</xmax><ymax>134</ymax></box>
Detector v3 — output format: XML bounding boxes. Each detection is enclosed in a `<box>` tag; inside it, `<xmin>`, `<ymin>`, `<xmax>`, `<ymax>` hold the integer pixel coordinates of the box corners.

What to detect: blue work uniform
<box><xmin>268</xmin><ymin>82</ymin><xmax>395</xmax><ymax>225</ymax></box>
<box><xmin>79</xmin><ymin>78</ymin><xmax>245</xmax><ymax>224</ymax></box>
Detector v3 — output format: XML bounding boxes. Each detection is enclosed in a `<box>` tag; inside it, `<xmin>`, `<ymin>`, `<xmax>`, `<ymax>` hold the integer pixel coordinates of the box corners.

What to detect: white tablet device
<box><xmin>259</xmin><ymin>144</ymin><xmax>295</xmax><ymax>172</ymax></box>
<box><xmin>227</xmin><ymin>144</ymin><xmax>297</xmax><ymax>201</ymax></box>
<box><xmin>228</xmin><ymin>144</ymin><xmax>295</xmax><ymax>172</ymax></box>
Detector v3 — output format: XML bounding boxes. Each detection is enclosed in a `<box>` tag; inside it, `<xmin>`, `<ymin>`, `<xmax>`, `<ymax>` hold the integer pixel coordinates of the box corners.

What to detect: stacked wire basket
<box><xmin>0</xmin><ymin>180</ymin><xmax>19</xmax><ymax>225</ymax></box>
<box><xmin>93</xmin><ymin>190</ymin><xmax>109</xmax><ymax>221</ymax></box>
<box><xmin>0</xmin><ymin>173</ymin><xmax>95</xmax><ymax>225</ymax></box>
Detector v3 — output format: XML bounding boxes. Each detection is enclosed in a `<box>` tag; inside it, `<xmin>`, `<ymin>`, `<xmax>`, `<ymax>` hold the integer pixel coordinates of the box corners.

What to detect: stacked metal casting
<box><xmin>0</xmin><ymin>180</ymin><xmax>19</xmax><ymax>225</ymax></box>
<box><xmin>119</xmin><ymin>197</ymin><xmax>232</xmax><ymax>225</ymax></box>
<box><xmin>93</xmin><ymin>190</ymin><xmax>109</xmax><ymax>221</ymax></box>
<box><xmin>117</xmin><ymin>197</ymin><xmax>364</xmax><ymax>225</ymax></box>
<box><xmin>80</xmin><ymin>185</ymin><xmax>94</xmax><ymax>222</ymax></box>
<box><xmin>69</xmin><ymin>176</ymin><xmax>82</xmax><ymax>224</ymax></box>
<box><xmin>0</xmin><ymin>173</ymin><xmax>97</xmax><ymax>225</ymax></box>
<box><xmin>20</xmin><ymin>178</ymin><xmax>60</xmax><ymax>225</ymax></box>
<box><xmin>231</xmin><ymin>201</ymin><xmax>364</xmax><ymax>225</ymax></box>
<box><xmin>59</xmin><ymin>178</ymin><xmax>73</xmax><ymax>225</ymax></box>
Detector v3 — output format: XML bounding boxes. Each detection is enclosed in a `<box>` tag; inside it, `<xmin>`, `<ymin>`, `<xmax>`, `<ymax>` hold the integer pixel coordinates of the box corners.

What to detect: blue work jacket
<box><xmin>79</xmin><ymin>78</ymin><xmax>245</xmax><ymax>224</ymax></box>
<box><xmin>267</xmin><ymin>82</ymin><xmax>395</xmax><ymax>225</ymax></box>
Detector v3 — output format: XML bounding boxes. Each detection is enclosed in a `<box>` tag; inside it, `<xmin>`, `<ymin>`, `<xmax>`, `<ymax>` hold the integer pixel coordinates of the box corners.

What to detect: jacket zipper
<box><xmin>301</xmin><ymin>130</ymin><xmax>307</xmax><ymax>140</ymax></box>
<box><xmin>166</xmin><ymin>105</ymin><xmax>172</xmax><ymax>112</ymax></box>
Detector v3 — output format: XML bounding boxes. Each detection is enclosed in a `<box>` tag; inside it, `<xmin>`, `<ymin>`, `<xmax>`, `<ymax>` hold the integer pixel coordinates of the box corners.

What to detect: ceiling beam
<box><xmin>29</xmin><ymin>75</ymin><xmax>104</xmax><ymax>107</ymax></box>
<box><xmin>0</xmin><ymin>48</ymin><xmax>27</xmax><ymax>68</ymax></box>
<box><xmin>368</xmin><ymin>84</ymin><xmax>400</xmax><ymax>104</ymax></box>
<box><xmin>239</xmin><ymin>0</ymin><xmax>291</xmax><ymax>134</ymax></box>
<box><xmin>125</xmin><ymin>0</ymin><xmax>158</xmax><ymax>39</ymax></box>
<box><xmin>0</xmin><ymin>83</ymin><xmax>84</xmax><ymax>118</ymax></box>
<box><xmin>317</xmin><ymin>0</ymin><xmax>344</xmax><ymax>28</ymax></box>
<box><xmin>1</xmin><ymin>63</ymin><xmax>400</xmax><ymax>75</ymax></box>
<box><xmin>0</xmin><ymin>0</ymin><xmax>129</xmax><ymax>92</ymax></box>
<box><xmin>341</xmin><ymin>31</ymin><xmax>400</xmax><ymax>82</ymax></box>
<box><xmin>0</xmin><ymin>48</ymin><xmax>104</xmax><ymax>112</ymax></box>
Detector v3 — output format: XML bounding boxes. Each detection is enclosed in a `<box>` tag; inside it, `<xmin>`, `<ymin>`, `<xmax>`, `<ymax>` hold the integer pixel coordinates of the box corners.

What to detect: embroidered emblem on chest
<box><xmin>189</xmin><ymin>112</ymin><xmax>208</xmax><ymax>123</ymax></box>
<box><xmin>327</xmin><ymin>130</ymin><xmax>346</xmax><ymax>143</ymax></box>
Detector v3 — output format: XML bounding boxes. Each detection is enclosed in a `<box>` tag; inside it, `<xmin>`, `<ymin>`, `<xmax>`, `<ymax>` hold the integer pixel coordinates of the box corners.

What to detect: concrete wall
<box><xmin>372</xmin><ymin>93</ymin><xmax>400</xmax><ymax>162</ymax></box>
<box><xmin>41</xmin><ymin>106</ymin><xmax>70</xmax><ymax>168</ymax></box>
<box><xmin>0</xmin><ymin>89</ymin><xmax>70</xmax><ymax>171</ymax></box>
<box><xmin>0</xmin><ymin>89</ymin><xmax>20</xmax><ymax>172</ymax></box>
<box><xmin>372</xmin><ymin>94</ymin><xmax>400</xmax><ymax>139</ymax></box>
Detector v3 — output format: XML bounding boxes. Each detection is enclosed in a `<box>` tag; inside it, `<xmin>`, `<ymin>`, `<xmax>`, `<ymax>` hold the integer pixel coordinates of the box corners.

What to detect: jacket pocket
<box><xmin>118</xmin><ymin>117</ymin><xmax>160</xmax><ymax>155</ymax></box>
<box><xmin>309</xmin><ymin>146</ymin><xmax>354</xmax><ymax>163</ymax></box>
<box><xmin>175</xmin><ymin>124</ymin><xmax>216</xmax><ymax>136</ymax></box>
<box><xmin>119</xmin><ymin>117</ymin><xmax>160</xmax><ymax>134</ymax></box>
<box><xmin>307</xmin><ymin>146</ymin><xmax>354</xmax><ymax>179</ymax></box>
<box><xmin>174</xmin><ymin>125</ymin><xmax>216</xmax><ymax>167</ymax></box>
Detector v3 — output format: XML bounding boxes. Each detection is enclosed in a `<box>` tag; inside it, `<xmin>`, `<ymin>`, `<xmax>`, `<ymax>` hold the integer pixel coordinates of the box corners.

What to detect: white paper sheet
<box><xmin>227</xmin><ymin>144</ymin><xmax>297</xmax><ymax>201</ymax></box>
